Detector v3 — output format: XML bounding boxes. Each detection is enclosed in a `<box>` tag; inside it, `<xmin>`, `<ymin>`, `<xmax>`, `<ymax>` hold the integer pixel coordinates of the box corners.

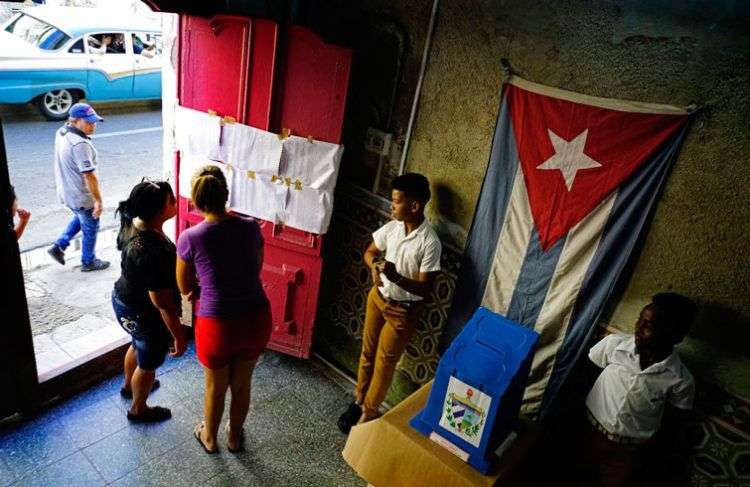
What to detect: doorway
<box><xmin>0</xmin><ymin>3</ymin><xmax>177</xmax><ymax>393</ymax></box>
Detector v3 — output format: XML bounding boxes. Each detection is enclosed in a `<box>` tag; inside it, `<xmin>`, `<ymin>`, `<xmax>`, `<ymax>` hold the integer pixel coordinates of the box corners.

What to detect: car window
<box><xmin>132</xmin><ymin>32</ymin><xmax>162</xmax><ymax>57</ymax></box>
<box><xmin>68</xmin><ymin>38</ymin><xmax>84</xmax><ymax>54</ymax></box>
<box><xmin>4</xmin><ymin>13</ymin><xmax>71</xmax><ymax>50</ymax></box>
<box><xmin>87</xmin><ymin>33</ymin><xmax>127</xmax><ymax>55</ymax></box>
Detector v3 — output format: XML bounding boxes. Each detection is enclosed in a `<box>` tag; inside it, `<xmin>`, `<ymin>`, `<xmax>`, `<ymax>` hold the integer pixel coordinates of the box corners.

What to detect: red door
<box><xmin>176</xmin><ymin>17</ymin><xmax>351</xmax><ymax>358</ymax></box>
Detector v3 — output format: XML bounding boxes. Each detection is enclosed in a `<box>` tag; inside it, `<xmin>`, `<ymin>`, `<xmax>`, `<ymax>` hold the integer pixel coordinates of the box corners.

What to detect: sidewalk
<box><xmin>22</xmin><ymin>228</ymin><xmax>129</xmax><ymax>382</ymax></box>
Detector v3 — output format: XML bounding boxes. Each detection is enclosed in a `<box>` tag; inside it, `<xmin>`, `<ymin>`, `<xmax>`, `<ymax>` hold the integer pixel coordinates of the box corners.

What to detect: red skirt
<box><xmin>194</xmin><ymin>305</ymin><xmax>272</xmax><ymax>369</ymax></box>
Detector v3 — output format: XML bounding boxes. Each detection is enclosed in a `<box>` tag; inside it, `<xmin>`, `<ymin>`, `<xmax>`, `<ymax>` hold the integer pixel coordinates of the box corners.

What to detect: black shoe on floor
<box><xmin>337</xmin><ymin>402</ymin><xmax>362</xmax><ymax>434</ymax></box>
<box><xmin>81</xmin><ymin>258</ymin><xmax>110</xmax><ymax>272</ymax></box>
<box><xmin>127</xmin><ymin>406</ymin><xmax>172</xmax><ymax>423</ymax></box>
<box><xmin>120</xmin><ymin>379</ymin><xmax>161</xmax><ymax>399</ymax></box>
<box><xmin>47</xmin><ymin>244</ymin><xmax>65</xmax><ymax>265</ymax></box>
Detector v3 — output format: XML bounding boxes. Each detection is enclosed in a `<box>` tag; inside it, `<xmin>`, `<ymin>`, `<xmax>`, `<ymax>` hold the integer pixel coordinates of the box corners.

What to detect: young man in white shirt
<box><xmin>582</xmin><ymin>292</ymin><xmax>697</xmax><ymax>487</ymax></box>
<box><xmin>338</xmin><ymin>173</ymin><xmax>442</xmax><ymax>433</ymax></box>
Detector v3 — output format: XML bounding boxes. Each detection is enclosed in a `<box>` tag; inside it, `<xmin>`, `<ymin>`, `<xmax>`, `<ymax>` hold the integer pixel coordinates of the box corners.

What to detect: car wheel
<box><xmin>37</xmin><ymin>89</ymin><xmax>79</xmax><ymax>121</ymax></box>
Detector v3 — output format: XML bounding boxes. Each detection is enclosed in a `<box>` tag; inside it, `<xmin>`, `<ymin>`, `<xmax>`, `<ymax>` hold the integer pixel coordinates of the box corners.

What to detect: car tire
<box><xmin>37</xmin><ymin>89</ymin><xmax>79</xmax><ymax>121</ymax></box>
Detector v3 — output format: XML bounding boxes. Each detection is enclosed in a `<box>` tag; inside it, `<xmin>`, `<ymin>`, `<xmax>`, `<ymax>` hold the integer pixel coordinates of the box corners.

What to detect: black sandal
<box><xmin>126</xmin><ymin>405</ymin><xmax>171</xmax><ymax>423</ymax></box>
<box><xmin>120</xmin><ymin>379</ymin><xmax>160</xmax><ymax>399</ymax></box>
<box><xmin>194</xmin><ymin>422</ymin><xmax>219</xmax><ymax>454</ymax></box>
<box><xmin>225</xmin><ymin>422</ymin><xmax>245</xmax><ymax>453</ymax></box>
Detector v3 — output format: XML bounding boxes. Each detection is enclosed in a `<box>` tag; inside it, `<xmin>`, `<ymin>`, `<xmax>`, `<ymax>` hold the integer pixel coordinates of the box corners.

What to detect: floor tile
<box><xmin>15</xmin><ymin>451</ymin><xmax>105</xmax><ymax>487</ymax></box>
<box><xmin>3</xmin><ymin>347</ymin><xmax>365</xmax><ymax>487</ymax></box>
<box><xmin>61</xmin><ymin>396</ymin><xmax>129</xmax><ymax>449</ymax></box>
<box><xmin>81</xmin><ymin>424</ymin><xmax>166</xmax><ymax>482</ymax></box>
<box><xmin>7</xmin><ymin>416</ymin><xmax>78</xmax><ymax>471</ymax></box>
<box><xmin>0</xmin><ymin>435</ymin><xmax>36</xmax><ymax>485</ymax></box>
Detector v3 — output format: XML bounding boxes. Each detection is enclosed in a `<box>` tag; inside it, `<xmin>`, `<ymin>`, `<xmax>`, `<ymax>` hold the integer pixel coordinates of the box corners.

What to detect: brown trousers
<box><xmin>578</xmin><ymin>419</ymin><xmax>641</xmax><ymax>487</ymax></box>
<box><xmin>355</xmin><ymin>287</ymin><xmax>423</xmax><ymax>418</ymax></box>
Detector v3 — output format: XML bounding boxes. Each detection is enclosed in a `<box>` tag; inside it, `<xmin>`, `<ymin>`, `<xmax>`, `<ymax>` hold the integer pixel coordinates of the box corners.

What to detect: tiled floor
<box><xmin>0</xmin><ymin>345</ymin><xmax>365</xmax><ymax>487</ymax></box>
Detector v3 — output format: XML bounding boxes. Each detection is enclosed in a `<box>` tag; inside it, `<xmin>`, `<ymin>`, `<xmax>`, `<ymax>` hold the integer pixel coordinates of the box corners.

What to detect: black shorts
<box><xmin>112</xmin><ymin>291</ymin><xmax>171</xmax><ymax>371</ymax></box>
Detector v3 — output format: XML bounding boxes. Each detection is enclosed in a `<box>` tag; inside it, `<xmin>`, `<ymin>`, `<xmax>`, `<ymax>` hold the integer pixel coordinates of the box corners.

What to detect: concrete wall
<box><xmin>369</xmin><ymin>0</ymin><xmax>749</xmax><ymax>396</ymax></box>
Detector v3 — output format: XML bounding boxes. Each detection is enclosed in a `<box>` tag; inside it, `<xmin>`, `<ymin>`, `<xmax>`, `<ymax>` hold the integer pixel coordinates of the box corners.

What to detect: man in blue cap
<box><xmin>47</xmin><ymin>102</ymin><xmax>110</xmax><ymax>271</ymax></box>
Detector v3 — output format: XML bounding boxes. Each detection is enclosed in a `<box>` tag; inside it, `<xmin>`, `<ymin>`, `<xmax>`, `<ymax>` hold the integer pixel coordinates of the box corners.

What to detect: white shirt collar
<box><xmin>615</xmin><ymin>337</ymin><xmax>680</xmax><ymax>375</ymax></box>
<box><xmin>398</xmin><ymin>218</ymin><xmax>429</xmax><ymax>241</ymax></box>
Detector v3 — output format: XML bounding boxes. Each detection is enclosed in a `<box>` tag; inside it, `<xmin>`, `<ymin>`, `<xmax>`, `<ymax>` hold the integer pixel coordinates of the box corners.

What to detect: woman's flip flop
<box><xmin>194</xmin><ymin>422</ymin><xmax>219</xmax><ymax>454</ymax></box>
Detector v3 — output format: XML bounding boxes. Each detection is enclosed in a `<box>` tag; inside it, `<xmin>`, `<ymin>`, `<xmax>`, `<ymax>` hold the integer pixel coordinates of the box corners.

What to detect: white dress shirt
<box><xmin>372</xmin><ymin>219</ymin><xmax>442</xmax><ymax>302</ymax></box>
<box><xmin>585</xmin><ymin>334</ymin><xmax>694</xmax><ymax>440</ymax></box>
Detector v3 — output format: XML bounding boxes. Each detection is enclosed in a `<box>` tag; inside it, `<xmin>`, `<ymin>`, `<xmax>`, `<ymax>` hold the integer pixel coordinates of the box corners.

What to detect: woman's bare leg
<box><xmin>227</xmin><ymin>357</ymin><xmax>257</xmax><ymax>448</ymax></box>
<box><xmin>202</xmin><ymin>364</ymin><xmax>230</xmax><ymax>451</ymax></box>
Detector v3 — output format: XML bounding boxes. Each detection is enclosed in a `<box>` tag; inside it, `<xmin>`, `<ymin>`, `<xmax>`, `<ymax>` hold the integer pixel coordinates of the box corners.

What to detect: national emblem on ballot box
<box><xmin>410</xmin><ymin>307</ymin><xmax>539</xmax><ymax>473</ymax></box>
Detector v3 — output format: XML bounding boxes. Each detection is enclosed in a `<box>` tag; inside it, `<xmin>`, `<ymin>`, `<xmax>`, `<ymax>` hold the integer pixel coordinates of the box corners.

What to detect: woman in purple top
<box><xmin>176</xmin><ymin>166</ymin><xmax>271</xmax><ymax>454</ymax></box>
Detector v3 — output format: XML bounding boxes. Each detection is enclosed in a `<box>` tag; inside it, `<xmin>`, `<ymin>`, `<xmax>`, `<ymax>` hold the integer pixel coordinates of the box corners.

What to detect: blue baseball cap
<box><xmin>69</xmin><ymin>103</ymin><xmax>103</xmax><ymax>123</ymax></box>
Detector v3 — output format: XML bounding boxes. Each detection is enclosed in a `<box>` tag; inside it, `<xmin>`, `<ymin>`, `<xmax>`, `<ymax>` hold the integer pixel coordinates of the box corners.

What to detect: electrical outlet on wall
<box><xmin>364</xmin><ymin>127</ymin><xmax>392</xmax><ymax>156</ymax></box>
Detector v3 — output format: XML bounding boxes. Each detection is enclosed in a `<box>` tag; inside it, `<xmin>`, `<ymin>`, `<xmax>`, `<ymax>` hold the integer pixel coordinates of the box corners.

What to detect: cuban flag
<box><xmin>443</xmin><ymin>76</ymin><xmax>692</xmax><ymax>419</ymax></box>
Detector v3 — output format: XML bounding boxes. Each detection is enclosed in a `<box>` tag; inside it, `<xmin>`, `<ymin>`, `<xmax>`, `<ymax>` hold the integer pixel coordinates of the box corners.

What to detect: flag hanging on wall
<box><xmin>444</xmin><ymin>75</ymin><xmax>692</xmax><ymax>418</ymax></box>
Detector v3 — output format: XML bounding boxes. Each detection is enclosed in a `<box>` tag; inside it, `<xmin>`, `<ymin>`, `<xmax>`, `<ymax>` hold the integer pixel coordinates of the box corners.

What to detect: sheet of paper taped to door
<box><xmin>174</xmin><ymin>106</ymin><xmax>221</xmax><ymax>160</ymax></box>
<box><xmin>218</xmin><ymin>122</ymin><xmax>283</xmax><ymax>176</ymax></box>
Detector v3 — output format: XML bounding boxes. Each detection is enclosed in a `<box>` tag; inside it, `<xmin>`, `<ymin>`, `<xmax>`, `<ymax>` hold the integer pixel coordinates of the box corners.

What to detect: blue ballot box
<box><xmin>410</xmin><ymin>307</ymin><xmax>539</xmax><ymax>473</ymax></box>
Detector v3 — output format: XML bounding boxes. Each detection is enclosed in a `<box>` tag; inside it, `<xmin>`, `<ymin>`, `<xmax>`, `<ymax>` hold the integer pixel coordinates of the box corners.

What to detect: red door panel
<box><xmin>261</xmin><ymin>249</ymin><xmax>323</xmax><ymax>358</ymax></box>
<box><xmin>277</xmin><ymin>25</ymin><xmax>352</xmax><ymax>143</ymax></box>
<box><xmin>180</xmin><ymin>15</ymin><xmax>252</xmax><ymax>121</ymax></box>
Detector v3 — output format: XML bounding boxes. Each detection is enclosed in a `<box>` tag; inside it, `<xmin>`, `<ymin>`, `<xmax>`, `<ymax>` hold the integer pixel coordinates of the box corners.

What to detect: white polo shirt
<box><xmin>585</xmin><ymin>334</ymin><xmax>694</xmax><ymax>440</ymax></box>
<box><xmin>372</xmin><ymin>219</ymin><xmax>442</xmax><ymax>302</ymax></box>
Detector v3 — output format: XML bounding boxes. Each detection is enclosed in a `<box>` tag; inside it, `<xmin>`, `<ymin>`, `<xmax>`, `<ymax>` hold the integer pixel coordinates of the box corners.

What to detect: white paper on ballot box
<box><xmin>178</xmin><ymin>154</ymin><xmax>230</xmax><ymax>199</ymax></box>
<box><xmin>279</xmin><ymin>186</ymin><xmax>334</xmax><ymax>234</ymax></box>
<box><xmin>228</xmin><ymin>173</ymin><xmax>288</xmax><ymax>224</ymax></box>
<box><xmin>174</xmin><ymin>106</ymin><xmax>221</xmax><ymax>160</ymax></box>
<box><xmin>218</xmin><ymin>123</ymin><xmax>282</xmax><ymax>175</ymax></box>
<box><xmin>279</xmin><ymin>136</ymin><xmax>343</xmax><ymax>191</ymax></box>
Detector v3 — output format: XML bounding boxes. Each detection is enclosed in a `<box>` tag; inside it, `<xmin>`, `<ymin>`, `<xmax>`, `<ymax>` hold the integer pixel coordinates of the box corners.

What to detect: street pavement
<box><xmin>1</xmin><ymin>102</ymin><xmax>164</xmax><ymax>251</ymax></box>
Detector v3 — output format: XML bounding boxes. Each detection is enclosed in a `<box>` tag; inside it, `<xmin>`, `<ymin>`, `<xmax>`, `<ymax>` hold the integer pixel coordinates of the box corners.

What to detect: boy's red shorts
<box><xmin>194</xmin><ymin>305</ymin><xmax>272</xmax><ymax>369</ymax></box>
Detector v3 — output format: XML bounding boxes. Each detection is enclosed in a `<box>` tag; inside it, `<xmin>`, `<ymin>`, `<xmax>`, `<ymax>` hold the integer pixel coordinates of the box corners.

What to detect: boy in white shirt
<box><xmin>583</xmin><ymin>292</ymin><xmax>697</xmax><ymax>487</ymax></box>
<box><xmin>338</xmin><ymin>173</ymin><xmax>442</xmax><ymax>433</ymax></box>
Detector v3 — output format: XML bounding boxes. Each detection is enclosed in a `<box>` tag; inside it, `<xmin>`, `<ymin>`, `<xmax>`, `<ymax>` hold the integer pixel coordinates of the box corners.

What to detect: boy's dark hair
<box><xmin>392</xmin><ymin>172</ymin><xmax>431</xmax><ymax>205</ymax></box>
<box><xmin>191</xmin><ymin>165</ymin><xmax>228</xmax><ymax>215</ymax></box>
<box><xmin>116</xmin><ymin>179</ymin><xmax>175</xmax><ymax>250</ymax></box>
<box><xmin>652</xmin><ymin>292</ymin><xmax>697</xmax><ymax>343</ymax></box>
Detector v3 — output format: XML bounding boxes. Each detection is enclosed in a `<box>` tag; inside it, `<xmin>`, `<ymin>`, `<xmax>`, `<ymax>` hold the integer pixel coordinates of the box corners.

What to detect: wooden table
<box><xmin>342</xmin><ymin>381</ymin><xmax>539</xmax><ymax>487</ymax></box>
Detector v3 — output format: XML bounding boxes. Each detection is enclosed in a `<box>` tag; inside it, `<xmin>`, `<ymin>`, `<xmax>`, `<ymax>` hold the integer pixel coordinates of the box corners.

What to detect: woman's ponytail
<box><xmin>115</xmin><ymin>198</ymin><xmax>135</xmax><ymax>250</ymax></box>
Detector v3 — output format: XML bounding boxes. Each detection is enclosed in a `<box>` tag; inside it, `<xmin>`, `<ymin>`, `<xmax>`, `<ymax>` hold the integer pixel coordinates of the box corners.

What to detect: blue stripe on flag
<box><xmin>440</xmin><ymin>88</ymin><xmax>519</xmax><ymax>350</ymax></box>
<box><xmin>506</xmin><ymin>229</ymin><xmax>565</xmax><ymax>327</ymax></box>
<box><xmin>537</xmin><ymin>122</ymin><xmax>691</xmax><ymax>418</ymax></box>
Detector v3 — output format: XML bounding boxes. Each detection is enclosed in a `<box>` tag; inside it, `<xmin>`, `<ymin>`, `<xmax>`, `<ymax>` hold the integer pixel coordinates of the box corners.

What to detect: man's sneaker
<box><xmin>337</xmin><ymin>402</ymin><xmax>362</xmax><ymax>434</ymax></box>
<box><xmin>81</xmin><ymin>259</ymin><xmax>110</xmax><ymax>272</ymax></box>
<box><xmin>47</xmin><ymin>244</ymin><xmax>65</xmax><ymax>265</ymax></box>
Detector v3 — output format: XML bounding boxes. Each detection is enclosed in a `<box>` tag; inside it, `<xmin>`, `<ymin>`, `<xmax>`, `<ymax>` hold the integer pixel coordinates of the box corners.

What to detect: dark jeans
<box><xmin>55</xmin><ymin>207</ymin><xmax>99</xmax><ymax>265</ymax></box>
<box><xmin>112</xmin><ymin>290</ymin><xmax>171</xmax><ymax>371</ymax></box>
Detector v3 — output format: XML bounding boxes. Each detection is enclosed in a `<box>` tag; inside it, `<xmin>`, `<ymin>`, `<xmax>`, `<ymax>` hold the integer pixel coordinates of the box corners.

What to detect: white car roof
<box><xmin>21</xmin><ymin>6</ymin><xmax>160</xmax><ymax>38</ymax></box>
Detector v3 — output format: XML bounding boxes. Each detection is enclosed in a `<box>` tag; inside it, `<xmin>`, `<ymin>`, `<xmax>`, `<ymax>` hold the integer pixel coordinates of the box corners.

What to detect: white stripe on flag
<box><xmin>521</xmin><ymin>191</ymin><xmax>618</xmax><ymax>413</ymax></box>
<box><xmin>481</xmin><ymin>169</ymin><xmax>534</xmax><ymax>315</ymax></box>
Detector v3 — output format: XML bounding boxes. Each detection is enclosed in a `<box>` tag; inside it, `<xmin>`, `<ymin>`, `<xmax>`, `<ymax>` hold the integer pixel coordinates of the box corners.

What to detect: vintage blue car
<box><xmin>0</xmin><ymin>7</ymin><xmax>162</xmax><ymax>120</ymax></box>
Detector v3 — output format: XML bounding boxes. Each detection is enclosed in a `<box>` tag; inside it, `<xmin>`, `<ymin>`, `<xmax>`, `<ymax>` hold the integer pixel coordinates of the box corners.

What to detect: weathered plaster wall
<box><xmin>389</xmin><ymin>0</ymin><xmax>749</xmax><ymax>396</ymax></box>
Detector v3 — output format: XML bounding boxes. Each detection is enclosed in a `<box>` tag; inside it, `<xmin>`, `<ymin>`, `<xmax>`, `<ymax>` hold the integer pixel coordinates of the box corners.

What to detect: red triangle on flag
<box><xmin>507</xmin><ymin>84</ymin><xmax>688</xmax><ymax>250</ymax></box>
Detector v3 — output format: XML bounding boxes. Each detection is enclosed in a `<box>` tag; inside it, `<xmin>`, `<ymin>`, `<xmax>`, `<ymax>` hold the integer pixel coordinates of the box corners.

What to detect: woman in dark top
<box><xmin>113</xmin><ymin>179</ymin><xmax>186</xmax><ymax>422</ymax></box>
<box><xmin>177</xmin><ymin>166</ymin><xmax>271</xmax><ymax>453</ymax></box>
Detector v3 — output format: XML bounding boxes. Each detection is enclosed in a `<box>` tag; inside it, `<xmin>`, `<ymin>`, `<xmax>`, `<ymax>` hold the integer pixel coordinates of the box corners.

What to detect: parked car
<box><xmin>0</xmin><ymin>7</ymin><xmax>162</xmax><ymax>120</ymax></box>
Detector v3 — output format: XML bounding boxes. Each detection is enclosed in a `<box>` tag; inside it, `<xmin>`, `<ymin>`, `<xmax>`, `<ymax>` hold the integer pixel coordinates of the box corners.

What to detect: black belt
<box><xmin>377</xmin><ymin>288</ymin><xmax>420</xmax><ymax>309</ymax></box>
